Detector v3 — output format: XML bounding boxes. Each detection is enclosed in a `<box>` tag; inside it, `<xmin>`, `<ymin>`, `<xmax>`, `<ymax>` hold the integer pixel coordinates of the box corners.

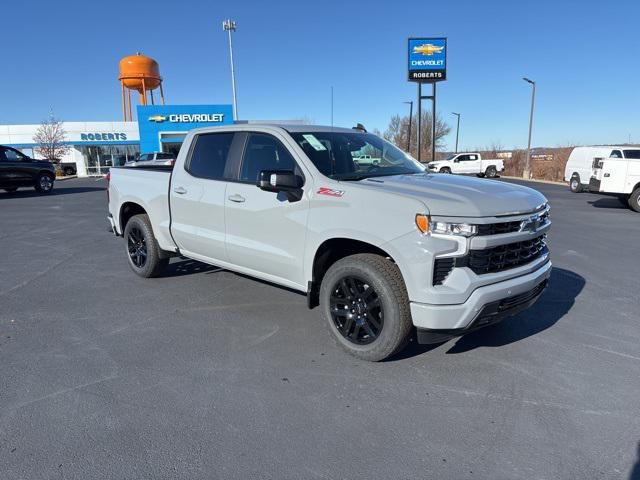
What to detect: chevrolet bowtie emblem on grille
<box><xmin>519</xmin><ymin>214</ymin><xmax>542</xmax><ymax>232</ymax></box>
<box><xmin>148</xmin><ymin>115</ymin><xmax>167</xmax><ymax>123</ymax></box>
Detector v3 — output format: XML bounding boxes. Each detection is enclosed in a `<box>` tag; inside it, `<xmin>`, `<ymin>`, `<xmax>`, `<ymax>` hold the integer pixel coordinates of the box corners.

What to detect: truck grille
<box><xmin>476</xmin><ymin>221</ymin><xmax>522</xmax><ymax>235</ymax></box>
<box><xmin>464</xmin><ymin>236</ymin><xmax>547</xmax><ymax>275</ymax></box>
<box><xmin>432</xmin><ymin>235</ymin><xmax>548</xmax><ymax>285</ymax></box>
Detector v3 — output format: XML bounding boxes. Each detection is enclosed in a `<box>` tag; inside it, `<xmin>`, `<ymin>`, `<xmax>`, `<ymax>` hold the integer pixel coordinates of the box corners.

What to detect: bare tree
<box><xmin>33</xmin><ymin>111</ymin><xmax>70</xmax><ymax>161</ymax></box>
<box><xmin>383</xmin><ymin>111</ymin><xmax>450</xmax><ymax>161</ymax></box>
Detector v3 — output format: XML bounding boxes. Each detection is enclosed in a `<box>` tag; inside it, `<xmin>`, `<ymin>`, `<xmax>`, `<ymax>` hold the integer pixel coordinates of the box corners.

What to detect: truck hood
<box><xmin>357</xmin><ymin>173</ymin><xmax>547</xmax><ymax>217</ymax></box>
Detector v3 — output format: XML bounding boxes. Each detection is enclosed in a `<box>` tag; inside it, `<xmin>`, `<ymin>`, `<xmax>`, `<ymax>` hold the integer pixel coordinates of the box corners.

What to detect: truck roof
<box><xmin>189</xmin><ymin>123</ymin><xmax>364</xmax><ymax>135</ymax></box>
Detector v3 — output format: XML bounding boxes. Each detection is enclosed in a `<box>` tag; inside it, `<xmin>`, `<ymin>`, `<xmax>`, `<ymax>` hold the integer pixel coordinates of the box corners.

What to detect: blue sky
<box><xmin>2</xmin><ymin>0</ymin><xmax>639</xmax><ymax>150</ymax></box>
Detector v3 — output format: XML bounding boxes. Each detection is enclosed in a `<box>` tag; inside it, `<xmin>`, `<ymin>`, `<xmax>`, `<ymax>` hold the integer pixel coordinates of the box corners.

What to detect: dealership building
<box><xmin>0</xmin><ymin>104</ymin><xmax>233</xmax><ymax>176</ymax></box>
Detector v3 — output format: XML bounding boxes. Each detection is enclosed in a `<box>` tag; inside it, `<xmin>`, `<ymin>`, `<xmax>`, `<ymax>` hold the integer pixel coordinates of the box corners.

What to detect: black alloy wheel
<box><xmin>127</xmin><ymin>226</ymin><xmax>147</xmax><ymax>268</ymax></box>
<box><xmin>329</xmin><ymin>276</ymin><xmax>383</xmax><ymax>345</ymax></box>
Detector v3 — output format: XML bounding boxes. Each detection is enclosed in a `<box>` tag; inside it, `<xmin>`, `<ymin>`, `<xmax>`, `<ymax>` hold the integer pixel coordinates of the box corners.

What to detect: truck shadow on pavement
<box><xmin>0</xmin><ymin>186</ymin><xmax>105</xmax><ymax>198</ymax></box>
<box><xmin>588</xmin><ymin>197</ymin><xmax>630</xmax><ymax>210</ymax></box>
<box><xmin>392</xmin><ymin>267</ymin><xmax>585</xmax><ymax>359</ymax></box>
<box><xmin>162</xmin><ymin>258</ymin><xmax>224</xmax><ymax>277</ymax></box>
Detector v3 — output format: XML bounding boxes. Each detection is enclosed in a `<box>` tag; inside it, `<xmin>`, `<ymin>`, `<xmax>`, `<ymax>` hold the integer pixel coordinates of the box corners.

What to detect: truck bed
<box><xmin>108</xmin><ymin>166</ymin><xmax>176</xmax><ymax>251</ymax></box>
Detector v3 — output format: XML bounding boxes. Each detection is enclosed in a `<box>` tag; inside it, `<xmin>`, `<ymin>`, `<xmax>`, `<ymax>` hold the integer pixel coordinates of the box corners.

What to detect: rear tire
<box><xmin>123</xmin><ymin>214</ymin><xmax>168</xmax><ymax>278</ymax></box>
<box><xmin>439</xmin><ymin>167</ymin><xmax>451</xmax><ymax>174</ymax></box>
<box><xmin>34</xmin><ymin>173</ymin><xmax>54</xmax><ymax>193</ymax></box>
<box><xmin>569</xmin><ymin>175</ymin><xmax>583</xmax><ymax>193</ymax></box>
<box><xmin>63</xmin><ymin>167</ymin><xmax>75</xmax><ymax>176</ymax></box>
<box><xmin>320</xmin><ymin>253</ymin><xmax>412</xmax><ymax>361</ymax></box>
<box><xmin>485</xmin><ymin>166</ymin><xmax>497</xmax><ymax>178</ymax></box>
<box><xmin>629</xmin><ymin>187</ymin><xmax>640</xmax><ymax>213</ymax></box>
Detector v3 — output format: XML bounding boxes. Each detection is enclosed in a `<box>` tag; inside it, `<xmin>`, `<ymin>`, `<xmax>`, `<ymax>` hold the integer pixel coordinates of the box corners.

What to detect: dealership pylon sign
<box><xmin>408</xmin><ymin>38</ymin><xmax>447</xmax><ymax>82</ymax></box>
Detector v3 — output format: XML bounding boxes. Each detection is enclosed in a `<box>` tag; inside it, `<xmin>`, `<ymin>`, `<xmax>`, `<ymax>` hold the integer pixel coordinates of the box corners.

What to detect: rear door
<box><xmin>169</xmin><ymin>132</ymin><xmax>238</xmax><ymax>263</ymax></box>
<box><xmin>224</xmin><ymin>131</ymin><xmax>310</xmax><ymax>287</ymax></box>
<box><xmin>599</xmin><ymin>158</ymin><xmax>629</xmax><ymax>193</ymax></box>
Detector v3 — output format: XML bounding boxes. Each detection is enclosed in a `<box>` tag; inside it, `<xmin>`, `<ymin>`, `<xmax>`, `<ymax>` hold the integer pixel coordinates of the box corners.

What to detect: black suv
<box><xmin>0</xmin><ymin>146</ymin><xmax>56</xmax><ymax>193</ymax></box>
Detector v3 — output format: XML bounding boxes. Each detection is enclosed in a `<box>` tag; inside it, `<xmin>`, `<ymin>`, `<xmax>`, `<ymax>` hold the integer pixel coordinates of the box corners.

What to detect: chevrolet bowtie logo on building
<box><xmin>413</xmin><ymin>43</ymin><xmax>445</xmax><ymax>56</ymax></box>
<box><xmin>148</xmin><ymin>113</ymin><xmax>225</xmax><ymax>123</ymax></box>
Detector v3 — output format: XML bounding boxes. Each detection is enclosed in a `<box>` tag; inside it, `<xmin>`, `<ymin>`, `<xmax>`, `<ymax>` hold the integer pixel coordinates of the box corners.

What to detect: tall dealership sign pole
<box><xmin>223</xmin><ymin>20</ymin><xmax>238</xmax><ymax>121</ymax></box>
<box><xmin>408</xmin><ymin>38</ymin><xmax>447</xmax><ymax>162</ymax></box>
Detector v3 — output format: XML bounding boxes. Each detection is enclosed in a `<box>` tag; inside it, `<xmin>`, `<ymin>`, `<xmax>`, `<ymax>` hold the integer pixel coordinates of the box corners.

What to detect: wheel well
<box><xmin>308</xmin><ymin>238</ymin><xmax>394</xmax><ymax>308</ymax></box>
<box><xmin>119</xmin><ymin>202</ymin><xmax>147</xmax><ymax>232</ymax></box>
<box><xmin>39</xmin><ymin>170</ymin><xmax>54</xmax><ymax>177</ymax></box>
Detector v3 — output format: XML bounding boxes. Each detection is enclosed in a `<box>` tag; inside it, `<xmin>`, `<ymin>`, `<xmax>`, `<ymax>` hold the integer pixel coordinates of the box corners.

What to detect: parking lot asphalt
<box><xmin>1</xmin><ymin>177</ymin><xmax>639</xmax><ymax>480</ymax></box>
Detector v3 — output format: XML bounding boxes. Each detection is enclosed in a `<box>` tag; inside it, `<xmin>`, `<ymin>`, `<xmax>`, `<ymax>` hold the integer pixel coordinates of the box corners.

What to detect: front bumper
<box><xmin>410</xmin><ymin>260</ymin><xmax>552</xmax><ymax>341</ymax></box>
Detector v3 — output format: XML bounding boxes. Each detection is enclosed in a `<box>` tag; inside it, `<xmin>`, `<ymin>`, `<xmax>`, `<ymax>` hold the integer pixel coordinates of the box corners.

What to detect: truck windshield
<box><xmin>290</xmin><ymin>131</ymin><xmax>425</xmax><ymax>180</ymax></box>
<box><xmin>446</xmin><ymin>154</ymin><xmax>457</xmax><ymax>160</ymax></box>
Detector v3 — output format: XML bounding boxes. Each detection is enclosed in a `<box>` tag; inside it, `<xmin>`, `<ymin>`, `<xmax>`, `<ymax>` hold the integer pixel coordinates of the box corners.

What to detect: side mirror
<box><xmin>257</xmin><ymin>170</ymin><xmax>304</xmax><ymax>193</ymax></box>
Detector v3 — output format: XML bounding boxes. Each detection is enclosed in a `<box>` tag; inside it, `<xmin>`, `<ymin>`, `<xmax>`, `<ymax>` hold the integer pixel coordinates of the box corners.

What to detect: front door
<box><xmin>169</xmin><ymin>131</ymin><xmax>237</xmax><ymax>263</ymax></box>
<box><xmin>599</xmin><ymin>158</ymin><xmax>629</xmax><ymax>193</ymax></box>
<box><xmin>224</xmin><ymin>132</ymin><xmax>310</xmax><ymax>287</ymax></box>
<box><xmin>0</xmin><ymin>147</ymin><xmax>33</xmax><ymax>186</ymax></box>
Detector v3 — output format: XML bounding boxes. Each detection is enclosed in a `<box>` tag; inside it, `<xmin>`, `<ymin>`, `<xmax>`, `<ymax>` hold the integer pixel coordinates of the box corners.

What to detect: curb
<box><xmin>55</xmin><ymin>175</ymin><xmax>78</xmax><ymax>181</ymax></box>
<box><xmin>501</xmin><ymin>176</ymin><xmax>566</xmax><ymax>186</ymax></box>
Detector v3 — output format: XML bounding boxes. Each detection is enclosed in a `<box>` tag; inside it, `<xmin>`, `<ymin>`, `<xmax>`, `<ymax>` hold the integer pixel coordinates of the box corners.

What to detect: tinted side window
<box><xmin>158</xmin><ymin>153</ymin><xmax>173</xmax><ymax>159</ymax></box>
<box><xmin>4</xmin><ymin>148</ymin><xmax>23</xmax><ymax>161</ymax></box>
<box><xmin>623</xmin><ymin>150</ymin><xmax>640</xmax><ymax>159</ymax></box>
<box><xmin>611</xmin><ymin>150</ymin><xmax>623</xmax><ymax>158</ymax></box>
<box><xmin>240</xmin><ymin>133</ymin><xmax>296</xmax><ymax>182</ymax></box>
<box><xmin>188</xmin><ymin>133</ymin><xmax>234</xmax><ymax>180</ymax></box>
<box><xmin>457</xmin><ymin>155</ymin><xmax>469</xmax><ymax>162</ymax></box>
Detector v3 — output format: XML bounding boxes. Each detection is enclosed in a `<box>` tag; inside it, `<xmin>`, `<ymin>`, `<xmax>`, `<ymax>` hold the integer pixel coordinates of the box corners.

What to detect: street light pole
<box><xmin>404</xmin><ymin>101</ymin><xmax>413</xmax><ymax>153</ymax></box>
<box><xmin>451</xmin><ymin>112</ymin><xmax>461</xmax><ymax>153</ymax></box>
<box><xmin>223</xmin><ymin>19</ymin><xmax>238</xmax><ymax>121</ymax></box>
<box><xmin>523</xmin><ymin>77</ymin><xmax>536</xmax><ymax>179</ymax></box>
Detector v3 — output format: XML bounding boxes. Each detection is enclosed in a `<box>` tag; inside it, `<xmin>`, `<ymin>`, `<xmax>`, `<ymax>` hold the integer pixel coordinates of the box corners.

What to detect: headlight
<box><xmin>431</xmin><ymin>221</ymin><xmax>477</xmax><ymax>237</ymax></box>
<box><xmin>415</xmin><ymin>215</ymin><xmax>477</xmax><ymax>237</ymax></box>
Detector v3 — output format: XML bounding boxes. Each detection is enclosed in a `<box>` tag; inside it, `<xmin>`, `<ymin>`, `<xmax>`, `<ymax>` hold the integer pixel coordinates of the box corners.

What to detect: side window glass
<box><xmin>0</xmin><ymin>148</ymin><xmax>7</xmax><ymax>162</ymax></box>
<box><xmin>240</xmin><ymin>133</ymin><xmax>296</xmax><ymax>182</ymax></box>
<box><xmin>4</xmin><ymin>148</ymin><xmax>22</xmax><ymax>161</ymax></box>
<box><xmin>469</xmin><ymin>154</ymin><xmax>478</xmax><ymax>160</ymax></box>
<box><xmin>611</xmin><ymin>150</ymin><xmax>622</xmax><ymax>158</ymax></box>
<box><xmin>457</xmin><ymin>155</ymin><xmax>468</xmax><ymax>162</ymax></box>
<box><xmin>187</xmin><ymin>133</ymin><xmax>235</xmax><ymax>180</ymax></box>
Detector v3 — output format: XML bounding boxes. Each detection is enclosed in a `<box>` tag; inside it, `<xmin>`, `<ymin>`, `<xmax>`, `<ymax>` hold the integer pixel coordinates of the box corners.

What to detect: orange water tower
<box><xmin>118</xmin><ymin>53</ymin><xmax>165</xmax><ymax>121</ymax></box>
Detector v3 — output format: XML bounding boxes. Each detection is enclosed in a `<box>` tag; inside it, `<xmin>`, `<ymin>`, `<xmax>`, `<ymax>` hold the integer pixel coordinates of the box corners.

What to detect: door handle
<box><xmin>228</xmin><ymin>193</ymin><xmax>245</xmax><ymax>203</ymax></box>
<box><xmin>173</xmin><ymin>186</ymin><xmax>187</xmax><ymax>194</ymax></box>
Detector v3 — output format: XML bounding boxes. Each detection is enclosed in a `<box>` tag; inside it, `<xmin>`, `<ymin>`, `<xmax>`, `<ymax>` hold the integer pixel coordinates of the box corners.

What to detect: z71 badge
<box><xmin>317</xmin><ymin>187</ymin><xmax>345</xmax><ymax>197</ymax></box>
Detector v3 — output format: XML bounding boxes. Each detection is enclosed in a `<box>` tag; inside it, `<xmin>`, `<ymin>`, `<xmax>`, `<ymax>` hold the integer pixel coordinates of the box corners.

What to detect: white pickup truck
<box><xmin>108</xmin><ymin>124</ymin><xmax>551</xmax><ymax>361</ymax></box>
<box><xmin>427</xmin><ymin>153</ymin><xmax>504</xmax><ymax>177</ymax></box>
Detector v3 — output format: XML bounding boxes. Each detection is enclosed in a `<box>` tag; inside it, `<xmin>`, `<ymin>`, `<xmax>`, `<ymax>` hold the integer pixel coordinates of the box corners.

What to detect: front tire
<box><xmin>439</xmin><ymin>167</ymin><xmax>451</xmax><ymax>174</ymax></box>
<box><xmin>569</xmin><ymin>175</ymin><xmax>583</xmax><ymax>193</ymax></box>
<box><xmin>629</xmin><ymin>187</ymin><xmax>640</xmax><ymax>213</ymax></box>
<box><xmin>34</xmin><ymin>173</ymin><xmax>54</xmax><ymax>193</ymax></box>
<box><xmin>123</xmin><ymin>214</ymin><xmax>168</xmax><ymax>277</ymax></box>
<box><xmin>320</xmin><ymin>253</ymin><xmax>412</xmax><ymax>361</ymax></box>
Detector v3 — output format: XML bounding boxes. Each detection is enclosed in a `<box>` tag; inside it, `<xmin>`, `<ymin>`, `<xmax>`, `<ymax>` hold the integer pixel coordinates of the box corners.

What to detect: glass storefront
<box><xmin>77</xmin><ymin>145</ymin><xmax>139</xmax><ymax>175</ymax></box>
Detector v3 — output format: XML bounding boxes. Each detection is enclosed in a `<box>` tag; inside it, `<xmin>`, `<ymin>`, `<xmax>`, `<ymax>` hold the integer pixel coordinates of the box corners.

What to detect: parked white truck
<box><xmin>427</xmin><ymin>152</ymin><xmax>504</xmax><ymax>177</ymax></box>
<box><xmin>108</xmin><ymin>124</ymin><xmax>551</xmax><ymax>361</ymax></box>
<box><xmin>564</xmin><ymin>146</ymin><xmax>640</xmax><ymax>212</ymax></box>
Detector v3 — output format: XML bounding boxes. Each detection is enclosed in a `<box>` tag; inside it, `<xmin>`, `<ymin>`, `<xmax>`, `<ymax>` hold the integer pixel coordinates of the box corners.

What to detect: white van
<box><xmin>590</xmin><ymin>149</ymin><xmax>640</xmax><ymax>212</ymax></box>
<box><xmin>564</xmin><ymin>146</ymin><xmax>625</xmax><ymax>192</ymax></box>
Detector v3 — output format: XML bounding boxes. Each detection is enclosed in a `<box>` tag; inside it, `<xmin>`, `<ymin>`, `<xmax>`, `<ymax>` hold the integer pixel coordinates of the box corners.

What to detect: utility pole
<box><xmin>404</xmin><ymin>101</ymin><xmax>413</xmax><ymax>153</ymax></box>
<box><xmin>223</xmin><ymin>20</ymin><xmax>238</xmax><ymax>121</ymax></box>
<box><xmin>451</xmin><ymin>112</ymin><xmax>461</xmax><ymax>153</ymax></box>
<box><xmin>523</xmin><ymin>77</ymin><xmax>536</xmax><ymax>179</ymax></box>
